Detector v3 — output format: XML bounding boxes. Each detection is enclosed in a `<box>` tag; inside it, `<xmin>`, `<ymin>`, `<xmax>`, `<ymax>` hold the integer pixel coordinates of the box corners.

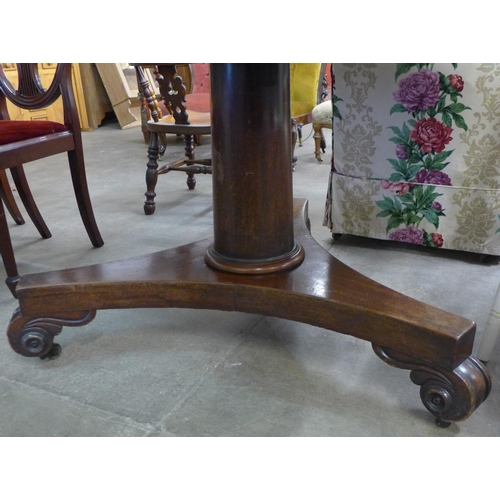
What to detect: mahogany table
<box><xmin>5</xmin><ymin>64</ymin><xmax>491</xmax><ymax>427</ymax></box>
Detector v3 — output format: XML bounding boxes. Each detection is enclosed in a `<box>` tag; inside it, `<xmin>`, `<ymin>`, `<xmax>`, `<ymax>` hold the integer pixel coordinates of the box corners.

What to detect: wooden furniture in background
<box><xmin>5</xmin><ymin>64</ymin><xmax>491</xmax><ymax>427</ymax></box>
<box><xmin>290</xmin><ymin>63</ymin><xmax>328</xmax><ymax>169</ymax></box>
<box><xmin>134</xmin><ymin>63</ymin><xmax>197</xmax><ymax>144</ymax></box>
<box><xmin>95</xmin><ymin>63</ymin><xmax>141</xmax><ymax>129</ymax></box>
<box><xmin>95</xmin><ymin>63</ymin><xmax>178</xmax><ymax>131</ymax></box>
<box><xmin>133</xmin><ymin>64</ymin><xmax>212</xmax><ymax>214</ymax></box>
<box><xmin>136</xmin><ymin>63</ymin><xmax>328</xmax><ymax>215</ymax></box>
<box><xmin>0</xmin><ymin>63</ymin><xmax>104</xmax><ymax>297</ymax></box>
<box><xmin>77</xmin><ymin>64</ymin><xmax>113</xmax><ymax>130</ymax></box>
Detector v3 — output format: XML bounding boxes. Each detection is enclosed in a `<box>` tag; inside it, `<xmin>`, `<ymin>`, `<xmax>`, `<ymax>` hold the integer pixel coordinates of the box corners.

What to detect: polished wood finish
<box><xmin>135</xmin><ymin>64</ymin><xmax>193</xmax><ymax>143</ymax></box>
<box><xmin>0</xmin><ymin>170</ymin><xmax>24</xmax><ymax>225</ymax></box>
<box><xmin>5</xmin><ymin>64</ymin><xmax>491</xmax><ymax>427</ymax></box>
<box><xmin>0</xmin><ymin>63</ymin><xmax>104</xmax><ymax>297</ymax></box>
<box><xmin>206</xmin><ymin>64</ymin><xmax>303</xmax><ymax>273</ymax></box>
<box><xmin>133</xmin><ymin>64</ymin><xmax>212</xmax><ymax>213</ymax></box>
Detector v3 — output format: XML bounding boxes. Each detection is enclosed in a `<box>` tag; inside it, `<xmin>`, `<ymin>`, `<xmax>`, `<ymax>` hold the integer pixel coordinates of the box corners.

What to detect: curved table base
<box><xmin>6</xmin><ymin>199</ymin><xmax>491</xmax><ymax>426</ymax></box>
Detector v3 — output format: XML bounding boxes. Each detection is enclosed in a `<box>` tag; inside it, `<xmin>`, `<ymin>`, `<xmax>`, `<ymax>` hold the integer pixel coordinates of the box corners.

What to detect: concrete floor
<box><xmin>1</xmin><ymin>120</ymin><xmax>499</xmax><ymax>437</ymax></box>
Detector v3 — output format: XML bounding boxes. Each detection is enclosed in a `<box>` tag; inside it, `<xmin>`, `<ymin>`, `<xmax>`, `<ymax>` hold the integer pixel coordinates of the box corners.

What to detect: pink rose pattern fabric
<box><xmin>376</xmin><ymin>64</ymin><xmax>470</xmax><ymax>248</ymax></box>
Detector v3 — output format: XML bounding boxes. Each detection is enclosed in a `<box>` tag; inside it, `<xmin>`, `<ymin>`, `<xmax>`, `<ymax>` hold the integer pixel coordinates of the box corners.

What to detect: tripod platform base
<box><xmin>7</xmin><ymin>199</ymin><xmax>491</xmax><ymax>426</ymax></box>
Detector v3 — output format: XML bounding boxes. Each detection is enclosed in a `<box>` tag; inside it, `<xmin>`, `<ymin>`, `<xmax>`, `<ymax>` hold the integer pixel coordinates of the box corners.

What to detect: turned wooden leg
<box><xmin>184</xmin><ymin>134</ymin><xmax>196</xmax><ymax>190</ymax></box>
<box><xmin>144</xmin><ymin>130</ymin><xmax>160</xmax><ymax>215</ymax></box>
<box><xmin>184</xmin><ymin>134</ymin><xmax>195</xmax><ymax>159</ymax></box>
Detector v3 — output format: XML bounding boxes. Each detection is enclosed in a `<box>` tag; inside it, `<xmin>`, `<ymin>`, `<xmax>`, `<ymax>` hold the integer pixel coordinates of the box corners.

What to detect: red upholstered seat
<box><xmin>0</xmin><ymin>120</ymin><xmax>68</xmax><ymax>146</ymax></box>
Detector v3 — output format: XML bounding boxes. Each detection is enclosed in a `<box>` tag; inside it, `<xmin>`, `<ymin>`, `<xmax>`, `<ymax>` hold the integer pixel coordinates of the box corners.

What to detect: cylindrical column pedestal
<box><xmin>205</xmin><ymin>63</ymin><xmax>304</xmax><ymax>274</ymax></box>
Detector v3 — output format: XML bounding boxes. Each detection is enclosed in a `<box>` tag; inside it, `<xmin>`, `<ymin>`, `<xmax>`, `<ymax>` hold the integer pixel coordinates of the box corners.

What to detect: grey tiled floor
<box><xmin>1</xmin><ymin>120</ymin><xmax>499</xmax><ymax>436</ymax></box>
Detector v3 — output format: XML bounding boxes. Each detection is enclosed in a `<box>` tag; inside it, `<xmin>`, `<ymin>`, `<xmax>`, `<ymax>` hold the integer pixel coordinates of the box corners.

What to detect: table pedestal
<box><xmin>5</xmin><ymin>64</ymin><xmax>491</xmax><ymax>427</ymax></box>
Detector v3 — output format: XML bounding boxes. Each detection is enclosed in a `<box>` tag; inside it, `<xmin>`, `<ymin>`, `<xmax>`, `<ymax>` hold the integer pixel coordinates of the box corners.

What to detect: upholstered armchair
<box><xmin>324</xmin><ymin>63</ymin><xmax>500</xmax><ymax>257</ymax></box>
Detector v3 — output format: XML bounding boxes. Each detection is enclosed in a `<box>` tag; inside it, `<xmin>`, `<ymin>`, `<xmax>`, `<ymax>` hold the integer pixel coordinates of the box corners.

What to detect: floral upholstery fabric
<box><xmin>324</xmin><ymin>63</ymin><xmax>500</xmax><ymax>256</ymax></box>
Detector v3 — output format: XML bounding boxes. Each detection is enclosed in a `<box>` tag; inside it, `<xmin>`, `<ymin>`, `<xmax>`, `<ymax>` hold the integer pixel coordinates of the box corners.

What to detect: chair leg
<box><xmin>313</xmin><ymin>124</ymin><xmax>325</xmax><ymax>163</ymax></box>
<box><xmin>145</xmin><ymin>131</ymin><xmax>160</xmax><ymax>215</ymax></box>
<box><xmin>291</xmin><ymin>118</ymin><xmax>297</xmax><ymax>171</ymax></box>
<box><xmin>0</xmin><ymin>170</ymin><xmax>25</xmax><ymax>225</ymax></box>
<box><xmin>0</xmin><ymin>198</ymin><xmax>20</xmax><ymax>298</ymax></box>
<box><xmin>10</xmin><ymin>166</ymin><xmax>52</xmax><ymax>239</ymax></box>
<box><xmin>159</xmin><ymin>133</ymin><xmax>167</xmax><ymax>158</ymax></box>
<box><xmin>297</xmin><ymin>123</ymin><xmax>304</xmax><ymax>147</ymax></box>
<box><xmin>184</xmin><ymin>134</ymin><xmax>196</xmax><ymax>190</ymax></box>
<box><xmin>67</xmin><ymin>149</ymin><xmax>104</xmax><ymax>247</ymax></box>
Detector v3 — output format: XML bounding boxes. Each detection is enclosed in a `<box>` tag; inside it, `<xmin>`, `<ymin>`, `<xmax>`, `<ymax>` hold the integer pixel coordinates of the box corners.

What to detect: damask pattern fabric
<box><xmin>324</xmin><ymin>63</ymin><xmax>500</xmax><ymax>256</ymax></box>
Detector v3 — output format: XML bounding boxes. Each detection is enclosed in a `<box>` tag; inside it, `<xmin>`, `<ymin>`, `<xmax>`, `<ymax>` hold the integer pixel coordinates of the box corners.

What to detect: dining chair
<box><xmin>137</xmin><ymin>63</ymin><xmax>329</xmax><ymax>214</ymax></box>
<box><xmin>0</xmin><ymin>63</ymin><xmax>104</xmax><ymax>298</ymax></box>
<box><xmin>134</xmin><ymin>64</ymin><xmax>212</xmax><ymax>215</ymax></box>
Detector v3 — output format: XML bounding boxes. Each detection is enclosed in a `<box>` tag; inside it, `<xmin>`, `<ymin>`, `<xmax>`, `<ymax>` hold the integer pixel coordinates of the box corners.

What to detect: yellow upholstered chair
<box><xmin>290</xmin><ymin>63</ymin><xmax>327</xmax><ymax>168</ymax></box>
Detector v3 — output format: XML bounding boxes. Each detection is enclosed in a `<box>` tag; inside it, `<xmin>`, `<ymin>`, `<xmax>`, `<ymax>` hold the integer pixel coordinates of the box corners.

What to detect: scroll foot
<box><xmin>373</xmin><ymin>345</ymin><xmax>491</xmax><ymax>425</ymax></box>
<box><xmin>7</xmin><ymin>307</ymin><xmax>96</xmax><ymax>359</ymax></box>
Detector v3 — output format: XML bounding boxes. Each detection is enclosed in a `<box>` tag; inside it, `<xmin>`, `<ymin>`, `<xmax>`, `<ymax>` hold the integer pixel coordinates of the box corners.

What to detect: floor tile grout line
<box><xmin>0</xmin><ymin>374</ymin><xmax>160</xmax><ymax>435</ymax></box>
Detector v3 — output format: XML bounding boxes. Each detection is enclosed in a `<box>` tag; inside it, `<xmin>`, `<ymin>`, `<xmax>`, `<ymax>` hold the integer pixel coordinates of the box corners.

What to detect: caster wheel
<box><xmin>435</xmin><ymin>418</ymin><xmax>451</xmax><ymax>428</ymax></box>
<box><xmin>40</xmin><ymin>343</ymin><xmax>62</xmax><ymax>360</ymax></box>
<box><xmin>333</xmin><ymin>233</ymin><xmax>343</xmax><ymax>242</ymax></box>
